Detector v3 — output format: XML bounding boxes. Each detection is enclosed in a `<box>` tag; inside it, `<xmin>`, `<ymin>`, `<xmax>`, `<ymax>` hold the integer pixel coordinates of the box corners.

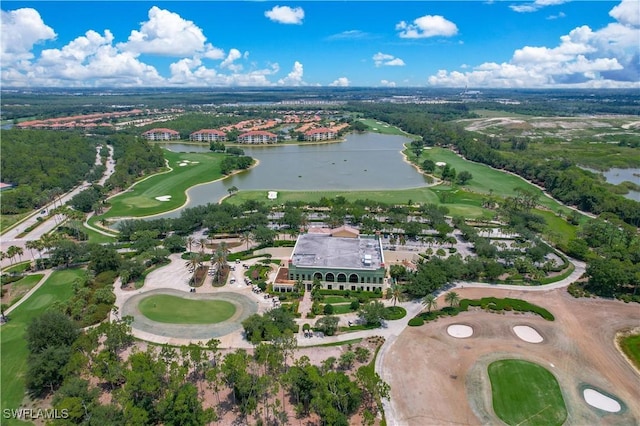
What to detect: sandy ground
<box><xmin>382</xmin><ymin>287</ymin><xmax>640</xmax><ymax>426</ymax></box>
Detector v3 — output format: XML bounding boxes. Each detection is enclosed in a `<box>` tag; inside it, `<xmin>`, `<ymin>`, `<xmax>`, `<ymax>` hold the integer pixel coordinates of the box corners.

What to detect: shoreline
<box><xmin>104</xmin><ymin>157</ymin><xmax>261</xmax><ymax>223</ymax></box>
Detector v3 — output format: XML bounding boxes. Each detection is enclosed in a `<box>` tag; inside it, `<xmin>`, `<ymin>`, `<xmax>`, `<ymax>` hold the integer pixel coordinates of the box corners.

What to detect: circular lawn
<box><xmin>139</xmin><ymin>294</ymin><xmax>236</xmax><ymax>324</ymax></box>
<box><xmin>488</xmin><ymin>359</ymin><xmax>567</xmax><ymax>426</ymax></box>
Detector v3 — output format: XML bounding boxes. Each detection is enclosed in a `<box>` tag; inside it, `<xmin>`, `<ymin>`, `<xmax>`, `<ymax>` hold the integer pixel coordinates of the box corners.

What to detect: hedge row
<box><xmin>459</xmin><ymin>297</ymin><xmax>555</xmax><ymax>321</ymax></box>
<box><xmin>410</xmin><ymin>297</ymin><xmax>555</xmax><ymax>326</ymax></box>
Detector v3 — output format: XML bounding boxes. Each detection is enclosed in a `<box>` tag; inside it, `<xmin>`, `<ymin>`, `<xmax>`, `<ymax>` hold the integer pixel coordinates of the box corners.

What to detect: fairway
<box><xmin>138</xmin><ymin>294</ymin><xmax>236</xmax><ymax>324</ymax></box>
<box><xmin>102</xmin><ymin>150</ymin><xmax>226</xmax><ymax>218</ymax></box>
<box><xmin>488</xmin><ymin>359</ymin><xmax>567</xmax><ymax>426</ymax></box>
<box><xmin>0</xmin><ymin>269</ymin><xmax>82</xmax><ymax>426</ymax></box>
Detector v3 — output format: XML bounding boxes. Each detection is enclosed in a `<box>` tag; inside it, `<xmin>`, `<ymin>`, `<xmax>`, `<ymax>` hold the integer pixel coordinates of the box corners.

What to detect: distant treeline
<box><xmin>0</xmin><ymin>129</ymin><xmax>96</xmax><ymax>214</ymax></box>
<box><xmin>349</xmin><ymin>102</ymin><xmax>640</xmax><ymax>227</ymax></box>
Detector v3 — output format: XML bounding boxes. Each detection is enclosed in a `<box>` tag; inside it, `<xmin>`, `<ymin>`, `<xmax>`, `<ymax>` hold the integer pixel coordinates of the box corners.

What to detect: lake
<box><xmin>156</xmin><ymin>133</ymin><xmax>430</xmax><ymax>218</ymax></box>
<box><xmin>581</xmin><ymin>166</ymin><xmax>640</xmax><ymax>202</ymax></box>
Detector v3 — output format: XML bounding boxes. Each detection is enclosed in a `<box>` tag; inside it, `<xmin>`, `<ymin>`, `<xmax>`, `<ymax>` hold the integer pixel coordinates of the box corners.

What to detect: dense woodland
<box><xmin>0</xmin><ymin>130</ymin><xmax>96</xmax><ymax>214</ymax></box>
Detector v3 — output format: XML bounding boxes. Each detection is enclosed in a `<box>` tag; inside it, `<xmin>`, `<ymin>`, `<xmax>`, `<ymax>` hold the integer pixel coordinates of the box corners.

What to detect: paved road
<box><xmin>1</xmin><ymin>145</ymin><xmax>115</xmax><ymax>269</ymax></box>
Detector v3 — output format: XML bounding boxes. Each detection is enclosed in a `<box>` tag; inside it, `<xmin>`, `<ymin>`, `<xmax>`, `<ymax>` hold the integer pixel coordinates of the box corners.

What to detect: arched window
<box><xmin>349</xmin><ymin>274</ymin><xmax>359</xmax><ymax>283</ymax></box>
<box><xmin>314</xmin><ymin>272</ymin><xmax>323</xmax><ymax>281</ymax></box>
<box><xmin>337</xmin><ymin>273</ymin><xmax>347</xmax><ymax>283</ymax></box>
<box><xmin>325</xmin><ymin>273</ymin><xmax>335</xmax><ymax>282</ymax></box>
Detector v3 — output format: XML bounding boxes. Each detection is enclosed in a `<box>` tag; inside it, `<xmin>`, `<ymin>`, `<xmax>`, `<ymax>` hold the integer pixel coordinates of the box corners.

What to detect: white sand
<box><xmin>155</xmin><ymin>195</ymin><xmax>172</xmax><ymax>202</ymax></box>
<box><xmin>179</xmin><ymin>163</ymin><xmax>188</xmax><ymax>167</ymax></box>
<box><xmin>513</xmin><ymin>325</ymin><xmax>544</xmax><ymax>343</ymax></box>
<box><xmin>583</xmin><ymin>389</ymin><xmax>621</xmax><ymax>412</ymax></box>
<box><xmin>372</xmin><ymin>128</ymin><xmax>378</xmax><ymax>131</ymax></box>
<box><xmin>447</xmin><ymin>324</ymin><xmax>473</xmax><ymax>338</ymax></box>
<box><xmin>436</xmin><ymin>161</ymin><xmax>447</xmax><ymax>167</ymax></box>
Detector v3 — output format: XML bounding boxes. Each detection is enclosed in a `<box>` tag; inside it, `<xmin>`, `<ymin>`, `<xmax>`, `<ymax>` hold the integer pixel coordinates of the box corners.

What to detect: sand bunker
<box><xmin>583</xmin><ymin>388</ymin><xmax>621</xmax><ymax>412</ymax></box>
<box><xmin>155</xmin><ymin>195</ymin><xmax>172</xmax><ymax>202</ymax></box>
<box><xmin>513</xmin><ymin>325</ymin><xmax>544</xmax><ymax>343</ymax></box>
<box><xmin>447</xmin><ymin>324</ymin><xmax>473</xmax><ymax>338</ymax></box>
<box><xmin>436</xmin><ymin>161</ymin><xmax>447</xmax><ymax>167</ymax></box>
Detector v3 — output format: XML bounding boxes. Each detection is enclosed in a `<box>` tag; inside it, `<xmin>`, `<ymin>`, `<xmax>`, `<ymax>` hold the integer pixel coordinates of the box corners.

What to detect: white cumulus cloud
<box><xmin>329</xmin><ymin>77</ymin><xmax>350</xmax><ymax>87</ymax></box>
<box><xmin>427</xmin><ymin>0</ymin><xmax>639</xmax><ymax>88</ymax></box>
<box><xmin>278</xmin><ymin>61</ymin><xmax>305</xmax><ymax>86</ymax></box>
<box><xmin>609</xmin><ymin>0</ymin><xmax>640</xmax><ymax>27</ymax></box>
<box><xmin>510</xmin><ymin>0</ymin><xmax>569</xmax><ymax>13</ymax></box>
<box><xmin>1</xmin><ymin>8</ymin><xmax>56</xmax><ymax>64</ymax></box>
<box><xmin>373</xmin><ymin>52</ymin><xmax>405</xmax><ymax>67</ymax></box>
<box><xmin>118</xmin><ymin>6</ymin><xmax>221</xmax><ymax>57</ymax></box>
<box><xmin>380</xmin><ymin>80</ymin><xmax>396</xmax><ymax>87</ymax></box>
<box><xmin>220</xmin><ymin>48</ymin><xmax>244</xmax><ymax>71</ymax></box>
<box><xmin>396</xmin><ymin>15</ymin><xmax>458</xmax><ymax>38</ymax></box>
<box><xmin>265</xmin><ymin>6</ymin><xmax>304</xmax><ymax>25</ymax></box>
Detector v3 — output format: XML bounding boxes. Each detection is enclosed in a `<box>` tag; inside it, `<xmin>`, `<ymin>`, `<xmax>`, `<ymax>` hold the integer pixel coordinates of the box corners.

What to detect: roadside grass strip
<box><xmin>619</xmin><ymin>333</ymin><xmax>640</xmax><ymax>370</ymax></box>
<box><xmin>0</xmin><ymin>269</ymin><xmax>83</xmax><ymax>425</ymax></box>
<box><xmin>488</xmin><ymin>359</ymin><xmax>567</xmax><ymax>426</ymax></box>
<box><xmin>138</xmin><ymin>294</ymin><xmax>236</xmax><ymax>324</ymax></box>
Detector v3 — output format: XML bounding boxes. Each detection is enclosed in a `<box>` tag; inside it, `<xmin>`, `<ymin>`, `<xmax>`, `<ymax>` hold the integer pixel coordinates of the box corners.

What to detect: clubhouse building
<box><xmin>280</xmin><ymin>226</ymin><xmax>386</xmax><ymax>292</ymax></box>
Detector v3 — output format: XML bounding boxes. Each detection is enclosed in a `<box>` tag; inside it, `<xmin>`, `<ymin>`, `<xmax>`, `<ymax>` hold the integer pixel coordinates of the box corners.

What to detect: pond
<box><xmin>580</xmin><ymin>166</ymin><xmax>640</xmax><ymax>201</ymax></box>
<box><xmin>155</xmin><ymin>133</ymin><xmax>430</xmax><ymax>218</ymax></box>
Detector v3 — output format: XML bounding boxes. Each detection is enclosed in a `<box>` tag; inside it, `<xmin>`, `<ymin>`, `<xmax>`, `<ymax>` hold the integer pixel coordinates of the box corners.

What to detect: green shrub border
<box><xmin>410</xmin><ymin>296</ymin><xmax>554</xmax><ymax>325</ymax></box>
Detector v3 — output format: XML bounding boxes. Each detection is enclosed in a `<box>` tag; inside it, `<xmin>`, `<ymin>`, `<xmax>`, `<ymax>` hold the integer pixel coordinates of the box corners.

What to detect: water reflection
<box><xmin>155</xmin><ymin>133</ymin><xmax>429</xmax><ymax>218</ymax></box>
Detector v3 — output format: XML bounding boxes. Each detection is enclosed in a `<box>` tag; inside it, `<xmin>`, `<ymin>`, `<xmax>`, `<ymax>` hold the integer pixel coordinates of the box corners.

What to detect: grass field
<box><xmin>488</xmin><ymin>359</ymin><xmax>567</xmax><ymax>426</ymax></box>
<box><xmin>0</xmin><ymin>269</ymin><xmax>83</xmax><ymax>426</ymax></box>
<box><xmin>4</xmin><ymin>274</ymin><xmax>44</xmax><ymax>307</ymax></box>
<box><xmin>138</xmin><ymin>294</ymin><xmax>236</xmax><ymax>324</ymax></box>
<box><xmin>100</xmin><ymin>150</ymin><xmax>226</xmax><ymax>219</ymax></box>
<box><xmin>619</xmin><ymin>334</ymin><xmax>640</xmax><ymax>370</ymax></box>
<box><xmin>0</xmin><ymin>211</ymin><xmax>30</xmax><ymax>235</ymax></box>
<box><xmin>357</xmin><ymin>118</ymin><xmax>417</xmax><ymax>138</ymax></box>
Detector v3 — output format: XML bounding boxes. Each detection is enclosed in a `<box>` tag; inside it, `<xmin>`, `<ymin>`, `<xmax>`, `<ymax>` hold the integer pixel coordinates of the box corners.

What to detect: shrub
<box><xmin>408</xmin><ymin>317</ymin><xmax>424</xmax><ymax>327</ymax></box>
<box><xmin>323</xmin><ymin>304</ymin><xmax>335</xmax><ymax>315</ymax></box>
<box><xmin>383</xmin><ymin>306</ymin><xmax>407</xmax><ymax>320</ymax></box>
<box><xmin>350</xmin><ymin>300</ymin><xmax>360</xmax><ymax>311</ymax></box>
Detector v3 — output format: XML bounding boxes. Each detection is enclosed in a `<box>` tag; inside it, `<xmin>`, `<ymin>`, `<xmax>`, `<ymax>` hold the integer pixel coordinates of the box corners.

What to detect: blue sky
<box><xmin>1</xmin><ymin>1</ymin><xmax>638</xmax><ymax>88</ymax></box>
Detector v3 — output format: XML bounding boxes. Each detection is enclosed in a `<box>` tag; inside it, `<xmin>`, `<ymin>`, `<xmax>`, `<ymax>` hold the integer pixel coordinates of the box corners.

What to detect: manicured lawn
<box><xmin>358</xmin><ymin>118</ymin><xmax>416</xmax><ymax>137</ymax></box>
<box><xmin>330</xmin><ymin>303</ymin><xmax>355</xmax><ymax>314</ymax></box>
<box><xmin>82</xmin><ymin>225</ymin><xmax>117</xmax><ymax>244</ymax></box>
<box><xmin>225</xmin><ymin>187</ymin><xmax>440</xmax><ymax>207</ymax></box>
<box><xmin>100</xmin><ymin>150</ymin><xmax>226</xmax><ymax>219</ymax></box>
<box><xmin>138</xmin><ymin>294</ymin><xmax>236</xmax><ymax>324</ymax></box>
<box><xmin>488</xmin><ymin>359</ymin><xmax>567</xmax><ymax>426</ymax></box>
<box><xmin>4</xmin><ymin>274</ymin><xmax>44</xmax><ymax>306</ymax></box>
<box><xmin>619</xmin><ymin>334</ymin><xmax>640</xmax><ymax>370</ymax></box>
<box><xmin>1</xmin><ymin>269</ymin><xmax>83</xmax><ymax>426</ymax></box>
<box><xmin>323</xmin><ymin>296</ymin><xmax>353</xmax><ymax>304</ymax></box>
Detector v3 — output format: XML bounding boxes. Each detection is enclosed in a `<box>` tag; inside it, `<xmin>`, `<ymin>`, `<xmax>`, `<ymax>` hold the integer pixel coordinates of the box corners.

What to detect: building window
<box><xmin>337</xmin><ymin>273</ymin><xmax>347</xmax><ymax>283</ymax></box>
<box><xmin>351</xmin><ymin>285</ymin><xmax>356</xmax><ymax>291</ymax></box>
<box><xmin>349</xmin><ymin>274</ymin><xmax>358</xmax><ymax>283</ymax></box>
<box><xmin>326</xmin><ymin>273</ymin><xmax>335</xmax><ymax>282</ymax></box>
<box><xmin>339</xmin><ymin>285</ymin><xmax>344</xmax><ymax>290</ymax></box>
<box><xmin>327</xmin><ymin>285</ymin><xmax>332</xmax><ymax>290</ymax></box>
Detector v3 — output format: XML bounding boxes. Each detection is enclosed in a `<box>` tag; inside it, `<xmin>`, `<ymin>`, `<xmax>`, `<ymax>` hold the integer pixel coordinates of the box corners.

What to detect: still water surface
<box><xmin>156</xmin><ymin>133</ymin><xmax>429</xmax><ymax>218</ymax></box>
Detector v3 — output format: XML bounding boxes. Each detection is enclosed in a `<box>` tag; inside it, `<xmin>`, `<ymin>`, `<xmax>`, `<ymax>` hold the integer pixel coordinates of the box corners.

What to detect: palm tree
<box><xmin>422</xmin><ymin>294</ymin><xmax>437</xmax><ymax>313</ymax></box>
<box><xmin>390</xmin><ymin>284</ymin><xmax>402</xmax><ymax>307</ymax></box>
<box><xmin>444</xmin><ymin>291</ymin><xmax>460</xmax><ymax>308</ymax></box>
<box><xmin>186</xmin><ymin>236</ymin><xmax>196</xmax><ymax>253</ymax></box>
<box><xmin>198</xmin><ymin>238</ymin><xmax>208</xmax><ymax>254</ymax></box>
<box><xmin>213</xmin><ymin>246</ymin><xmax>228</xmax><ymax>284</ymax></box>
<box><xmin>240</xmin><ymin>232</ymin><xmax>251</xmax><ymax>251</ymax></box>
<box><xmin>185</xmin><ymin>253</ymin><xmax>203</xmax><ymax>286</ymax></box>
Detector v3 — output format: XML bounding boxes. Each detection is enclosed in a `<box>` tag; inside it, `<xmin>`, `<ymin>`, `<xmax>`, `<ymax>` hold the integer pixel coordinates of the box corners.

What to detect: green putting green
<box><xmin>138</xmin><ymin>294</ymin><xmax>236</xmax><ymax>324</ymax></box>
<box><xmin>488</xmin><ymin>359</ymin><xmax>567</xmax><ymax>426</ymax></box>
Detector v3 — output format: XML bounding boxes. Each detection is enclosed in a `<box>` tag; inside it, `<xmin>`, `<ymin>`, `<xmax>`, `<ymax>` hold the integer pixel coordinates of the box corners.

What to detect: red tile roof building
<box><xmin>304</xmin><ymin>127</ymin><xmax>338</xmax><ymax>141</ymax></box>
<box><xmin>237</xmin><ymin>130</ymin><xmax>278</xmax><ymax>144</ymax></box>
<box><xmin>189</xmin><ymin>129</ymin><xmax>227</xmax><ymax>142</ymax></box>
<box><xmin>142</xmin><ymin>128</ymin><xmax>180</xmax><ymax>141</ymax></box>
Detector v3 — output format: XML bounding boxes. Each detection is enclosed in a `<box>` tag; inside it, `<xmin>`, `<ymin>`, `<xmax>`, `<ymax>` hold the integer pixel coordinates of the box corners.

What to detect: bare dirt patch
<box><xmin>383</xmin><ymin>287</ymin><xmax>640</xmax><ymax>426</ymax></box>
